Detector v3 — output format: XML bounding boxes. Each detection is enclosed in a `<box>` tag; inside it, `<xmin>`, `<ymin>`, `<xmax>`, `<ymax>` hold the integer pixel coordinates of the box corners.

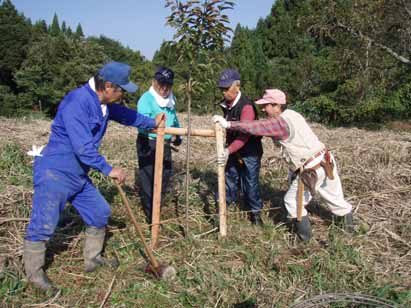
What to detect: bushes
<box><xmin>0</xmin><ymin>86</ymin><xmax>17</xmax><ymax>117</ymax></box>
<box><xmin>296</xmin><ymin>89</ymin><xmax>411</xmax><ymax>126</ymax></box>
<box><xmin>395</xmin><ymin>82</ymin><xmax>411</xmax><ymax>118</ymax></box>
<box><xmin>295</xmin><ymin>95</ymin><xmax>353</xmax><ymax>125</ymax></box>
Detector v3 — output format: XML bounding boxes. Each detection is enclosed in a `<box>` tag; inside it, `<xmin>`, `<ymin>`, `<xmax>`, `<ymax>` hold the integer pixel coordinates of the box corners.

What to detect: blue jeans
<box><xmin>224</xmin><ymin>154</ymin><xmax>263</xmax><ymax>214</ymax></box>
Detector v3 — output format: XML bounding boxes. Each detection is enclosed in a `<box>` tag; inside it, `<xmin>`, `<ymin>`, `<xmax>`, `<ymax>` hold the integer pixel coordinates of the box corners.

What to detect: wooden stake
<box><xmin>214</xmin><ymin>122</ymin><xmax>227</xmax><ymax>238</ymax></box>
<box><xmin>151</xmin><ymin>117</ymin><xmax>165</xmax><ymax>248</ymax></box>
<box><xmin>296</xmin><ymin>173</ymin><xmax>304</xmax><ymax>221</ymax></box>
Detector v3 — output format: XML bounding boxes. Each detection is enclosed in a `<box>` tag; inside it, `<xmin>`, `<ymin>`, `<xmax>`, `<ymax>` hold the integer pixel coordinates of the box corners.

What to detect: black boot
<box><xmin>250</xmin><ymin>212</ymin><xmax>264</xmax><ymax>226</ymax></box>
<box><xmin>335</xmin><ymin>212</ymin><xmax>354</xmax><ymax>233</ymax></box>
<box><xmin>294</xmin><ymin>216</ymin><xmax>312</xmax><ymax>242</ymax></box>
<box><xmin>83</xmin><ymin>227</ymin><xmax>119</xmax><ymax>273</ymax></box>
<box><xmin>23</xmin><ymin>240</ymin><xmax>56</xmax><ymax>292</ymax></box>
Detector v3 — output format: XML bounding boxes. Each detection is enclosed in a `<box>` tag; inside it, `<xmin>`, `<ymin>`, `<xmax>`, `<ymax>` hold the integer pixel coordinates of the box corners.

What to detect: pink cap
<box><xmin>255</xmin><ymin>89</ymin><xmax>286</xmax><ymax>105</ymax></box>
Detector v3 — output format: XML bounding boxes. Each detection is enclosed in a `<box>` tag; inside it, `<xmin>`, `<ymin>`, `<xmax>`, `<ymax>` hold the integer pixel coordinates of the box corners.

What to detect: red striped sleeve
<box><xmin>229</xmin><ymin>117</ymin><xmax>290</xmax><ymax>140</ymax></box>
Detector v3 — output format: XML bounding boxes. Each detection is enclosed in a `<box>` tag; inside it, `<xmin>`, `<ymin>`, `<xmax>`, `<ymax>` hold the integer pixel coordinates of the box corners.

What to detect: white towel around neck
<box><xmin>149</xmin><ymin>86</ymin><xmax>175</xmax><ymax>109</ymax></box>
<box><xmin>88</xmin><ymin>77</ymin><xmax>107</xmax><ymax>116</ymax></box>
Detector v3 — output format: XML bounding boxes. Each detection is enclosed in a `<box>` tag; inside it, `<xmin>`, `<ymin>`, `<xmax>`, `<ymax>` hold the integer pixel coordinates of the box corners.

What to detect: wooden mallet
<box><xmin>114</xmin><ymin>181</ymin><xmax>176</xmax><ymax>280</ymax></box>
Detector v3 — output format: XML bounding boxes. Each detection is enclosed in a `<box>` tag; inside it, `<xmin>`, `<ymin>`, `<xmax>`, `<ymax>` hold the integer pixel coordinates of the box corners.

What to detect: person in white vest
<box><xmin>213</xmin><ymin>89</ymin><xmax>354</xmax><ymax>241</ymax></box>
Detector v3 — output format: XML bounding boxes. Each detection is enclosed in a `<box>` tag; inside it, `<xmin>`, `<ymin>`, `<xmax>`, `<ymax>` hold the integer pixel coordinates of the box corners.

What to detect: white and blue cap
<box><xmin>99</xmin><ymin>61</ymin><xmax>138</xmax><ymax>93</ymax></box>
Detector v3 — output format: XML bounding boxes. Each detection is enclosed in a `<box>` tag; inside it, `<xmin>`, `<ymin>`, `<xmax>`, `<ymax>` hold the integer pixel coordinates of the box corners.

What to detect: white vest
<box><xmin>278</xmin><ymin>109</ymin><xmax>325</xmax><ymax>171</ymax></box>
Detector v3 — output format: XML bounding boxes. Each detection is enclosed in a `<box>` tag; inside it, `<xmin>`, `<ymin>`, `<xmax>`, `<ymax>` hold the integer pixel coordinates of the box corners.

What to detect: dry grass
<box><xmin>0</xmin><ymin>114</ymin><xmax>411</xmax><ymax>307</ymax></box>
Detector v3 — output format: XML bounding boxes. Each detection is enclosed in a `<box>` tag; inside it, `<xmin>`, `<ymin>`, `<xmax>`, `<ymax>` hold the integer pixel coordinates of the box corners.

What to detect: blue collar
<box><xmin>84</xmin><ymin>84</ymin><xmax>105</xmax><ymax>119</ymax></box>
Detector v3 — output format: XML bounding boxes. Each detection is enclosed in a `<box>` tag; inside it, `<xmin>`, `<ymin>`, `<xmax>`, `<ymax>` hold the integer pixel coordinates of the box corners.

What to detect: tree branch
<box><xmin>336</xmin><ymin>21</ymin><xmax>410</xmax><ymax>65</ymax></box>
<box><xmin>401</xmin><ymin>0</ymin><xmax>411</xmax><ymax>18</ymax></box>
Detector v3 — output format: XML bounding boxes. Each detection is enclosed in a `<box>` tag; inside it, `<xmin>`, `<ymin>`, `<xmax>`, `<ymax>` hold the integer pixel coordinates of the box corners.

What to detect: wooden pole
<box><xmin>151</xmin><ymin>117</ymin><xmax>165</xmax><ymax>248</ymax></box>
<box><xmin>115</xmin><ymin>182</ymin><xmax>160</xmax><ymax>270</ymax></box>
<box><xmin>185</xmin><ymin>77</ymin><xmax>193</xmax><ymax>238</ymax></box>
<box><xmin>214</xmin><ymin>122</ymin><xmax>227</xmax><ymax>237</ymax></box>
<box><xmin>151</xmin><ymin>127</ymin><xmax>215</xmax><ymax>137</ymax></box>
<box><xmin>296</xmin><ymin>175</ymin><xmax>304</xmax><ymax>222</ymax></box>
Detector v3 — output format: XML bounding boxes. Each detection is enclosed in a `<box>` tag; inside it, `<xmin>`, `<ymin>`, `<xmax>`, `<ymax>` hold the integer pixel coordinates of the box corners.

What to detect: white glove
<box><xmin>212</xmin><ymin>115</ymin><xmax>230</xmax><ymax>128</ymax></box>
<box><xmin>217</xmin><ymin>148</ymin><xmax>230</xmax><ymax>166</ymax></box>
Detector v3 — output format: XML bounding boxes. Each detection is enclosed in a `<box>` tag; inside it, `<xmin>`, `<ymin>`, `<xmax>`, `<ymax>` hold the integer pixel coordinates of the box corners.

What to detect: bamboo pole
<box><xmin>214</xmin><ymin>122</ymin><xmax>227</xmax><ymax>237</ymax></box>
<box><xmin>151</xmin><ymin>127</ymin><xmax>215</xmax><ymax>137</ymax></box>
<box><xmin>151</xmin><ymin>117</ymin><xmax>165</xmax><ymax>248</ymax></box>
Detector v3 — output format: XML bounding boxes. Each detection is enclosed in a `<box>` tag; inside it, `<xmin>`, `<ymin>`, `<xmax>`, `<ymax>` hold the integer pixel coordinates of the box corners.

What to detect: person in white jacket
<box><xmin>213</xmin><ymin>89</ymin><xmax>354</xmax><ymax>241</ymax></box>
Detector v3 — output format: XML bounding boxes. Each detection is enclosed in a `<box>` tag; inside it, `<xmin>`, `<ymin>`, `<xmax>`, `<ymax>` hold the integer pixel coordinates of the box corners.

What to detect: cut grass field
<box><xmin>0</xmin><ymin>115</ymin><xmax>410</xmax><ymax>307</ymax></box>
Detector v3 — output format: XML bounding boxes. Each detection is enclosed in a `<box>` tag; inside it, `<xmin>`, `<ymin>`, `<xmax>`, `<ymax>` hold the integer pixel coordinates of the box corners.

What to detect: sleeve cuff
<box><xmin>101</xmin><ymin>164</ymin><xmax>113</xmax><ymax>176</ymax></box>
<box><xmin>149</xmin><ymin>118</ymin><xmax>156</xmax><ymax>128</ymax></box>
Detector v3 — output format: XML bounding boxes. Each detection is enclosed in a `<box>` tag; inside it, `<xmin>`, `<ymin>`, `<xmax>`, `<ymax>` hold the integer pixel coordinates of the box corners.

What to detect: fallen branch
<box><xmin>22</xmin><ymin>289</ymin><xmax>62</xmax><ymax>308</ymax></box>
<box><xmin>384</xmin><ymin>228</ymin><xmax>411</xmax><ymax>249</ymax></box>
<box><xmin>0</xmin><ymin>218</ymin><xmax>29</xmax><ymax>225</ymax></box>
<box><xmin>99</xmin><ymin>274</ymin><xmax>116</xmax><ymax>308</ymax></box>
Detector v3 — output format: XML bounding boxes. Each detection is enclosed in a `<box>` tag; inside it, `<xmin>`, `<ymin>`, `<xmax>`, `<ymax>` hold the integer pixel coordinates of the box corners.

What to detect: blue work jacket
<box><xmin>40</xmin><ymin>84</ymin><xmax>156</xmax><ymax>176</ymax></box>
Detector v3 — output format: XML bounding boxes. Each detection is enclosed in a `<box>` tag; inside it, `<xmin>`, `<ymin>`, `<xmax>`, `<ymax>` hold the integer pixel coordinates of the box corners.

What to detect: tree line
<box><xmin>1</xmin><ymin>0</ymin><xmax>410</xmax><ymax>125</ymax></box>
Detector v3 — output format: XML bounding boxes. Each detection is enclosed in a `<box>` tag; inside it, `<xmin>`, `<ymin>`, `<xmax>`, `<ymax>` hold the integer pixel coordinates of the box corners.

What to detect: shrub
<box><xmin>0</xmin><ymin>86</ymin><xmax>17</xmax><ymax>117</ymax></box>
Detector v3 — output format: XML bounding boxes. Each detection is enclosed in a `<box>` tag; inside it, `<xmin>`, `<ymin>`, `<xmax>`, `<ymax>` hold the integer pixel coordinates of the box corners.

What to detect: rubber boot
<box><xmin>339</xmin><ymin>212</ymin><xmax>355</xmax><ymax>233</ymax></box>
<box><xmin>23</xmin><ymin>240</ymin><xmax>55</xmax><ymax>291</ymax></box>
<box><xmin>294</xmin><ymin>216</ymin><xmax>312</xmax><ymax>242</ymax></box>
<box><xmin>250</xmin><ymin>212</ymin><xmax>264</xmax><ymax>226</ymax></box>
<box><xmin>83</xmin><ymin>227</ymin><xmax>119</xmax><ymax>273</ymax></box>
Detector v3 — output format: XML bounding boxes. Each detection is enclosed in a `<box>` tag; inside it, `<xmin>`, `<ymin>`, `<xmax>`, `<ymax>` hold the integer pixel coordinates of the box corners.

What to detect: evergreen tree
<box><xmin>75</xmin><ymin>23</ymin><xmax>84</xmax><ymax>38</ymax></box>
<box><xmin>66</xmin><ymin>26</ymin><xmax>73</xmax><ymax>37</ymax></box>
<box><xmin>15</xmin><ymin>35</ymin><xmax>108</xmax><ymax>115</ymax></box>
<box><xmin>0</xmin><ymin>0</ymin><xmax>31</xmax><ymax>90</ymax></box>
<box><xmin>32</xmin><ymin>19</ymin><xmax>47</xmax><ymax>36</ymax></box>
<box><xmin>49</xmin><ymin>13</ymin><xmax>60</xmax><ymax>36</ymax></box>
<box><xmin>61</xmin><ymin>21</ymin><xmax>67</xmax><ymax>34</ymax></box>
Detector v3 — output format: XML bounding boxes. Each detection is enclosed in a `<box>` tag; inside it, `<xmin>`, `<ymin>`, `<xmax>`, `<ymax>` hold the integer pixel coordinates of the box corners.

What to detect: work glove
<box><xmin>171</xmin><ymin>135</ymin><xmax>182</xmax><ymax>146</ymax></box>
<box><xmin>217</xmin><ymin>148</ymin><xmax>230</xmax><ymax>166</ymax></box>
<box><xmin>212</xmin><ymin>115</ymin><xmax>230</xmax><ymax>129</ymax></box>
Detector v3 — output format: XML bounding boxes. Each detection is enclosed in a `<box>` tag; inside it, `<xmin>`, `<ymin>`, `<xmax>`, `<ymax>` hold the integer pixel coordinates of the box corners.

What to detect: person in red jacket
<box><xmin>216</xmin><ymin>69</ymin><xmax>264</xmax><ymax>225</ymax></box>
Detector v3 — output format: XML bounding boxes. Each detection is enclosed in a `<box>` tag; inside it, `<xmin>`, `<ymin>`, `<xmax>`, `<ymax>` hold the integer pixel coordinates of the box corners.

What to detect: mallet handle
<box><xmin>115</xmin><ymin>182</ymin><xmax>160</xmax><ymax>269</ymax></box>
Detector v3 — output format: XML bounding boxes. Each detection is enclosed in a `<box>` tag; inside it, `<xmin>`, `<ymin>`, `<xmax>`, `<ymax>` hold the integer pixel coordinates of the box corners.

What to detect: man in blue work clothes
<box><xmin>23</xmin><ymin>61</ymin><xmax>164</xmax><ymax>292</ymax></box>
<box><xmin>136</xmin><ymin>67</ymin><xmax>181</xmax><ymax>223</ymax></box>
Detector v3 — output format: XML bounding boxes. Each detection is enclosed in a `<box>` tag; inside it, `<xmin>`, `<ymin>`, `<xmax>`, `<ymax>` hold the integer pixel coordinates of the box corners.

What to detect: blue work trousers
<box><xmin>25</xmin><ymin>157</ymin><xmax>111</xmax><ymax>242</ymax></box>
<box><xmin>224</xmin><ymin>154</ymin><xmax>263</xmax><ymax>214</ymax></box>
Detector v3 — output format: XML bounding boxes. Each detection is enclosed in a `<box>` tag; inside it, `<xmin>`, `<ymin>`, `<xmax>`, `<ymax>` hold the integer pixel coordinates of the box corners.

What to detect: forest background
<box><xmin>1</xmin><ymin>0</ymin><xmax>411</xmax><ymax>126</ymax></box>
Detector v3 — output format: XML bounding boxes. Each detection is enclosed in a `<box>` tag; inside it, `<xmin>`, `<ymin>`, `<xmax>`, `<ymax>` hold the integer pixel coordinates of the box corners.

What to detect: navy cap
<box><xmin>154</xmin><ymin>67</ymin><xmax>174</xmax><ymax>85</ymax></box>
<box><xmin>218</xmin><ymin>69</ymin><xmax>240</xmax><ymax>88</ymax></box>
<box><xmin>99</xmin><ymin>61</ymin><xmax>138</xmax><ymax>93</ymax></box>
